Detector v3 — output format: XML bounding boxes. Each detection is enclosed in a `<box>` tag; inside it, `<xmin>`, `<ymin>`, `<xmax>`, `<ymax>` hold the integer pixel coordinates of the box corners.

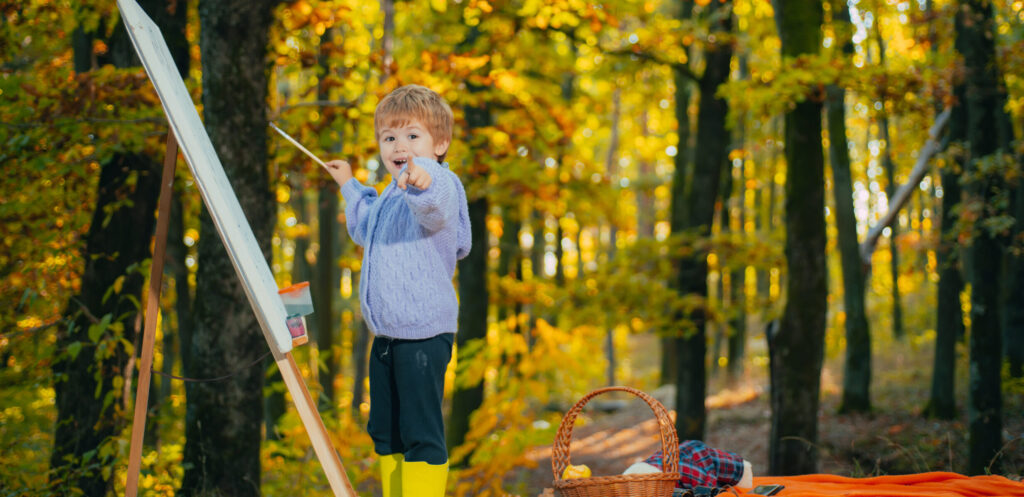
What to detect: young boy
<box><xmin>323</xmin><ymin>84</ymin><xmax>471</xmax><ymax>497</ymax></box>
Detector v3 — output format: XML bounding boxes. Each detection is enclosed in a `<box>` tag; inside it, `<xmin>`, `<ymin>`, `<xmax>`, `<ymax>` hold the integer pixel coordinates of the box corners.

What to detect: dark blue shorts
<box><xmin>367</xmin><ymin>333</ymin><xmax>454</xmax><ymax>464</ymax></box>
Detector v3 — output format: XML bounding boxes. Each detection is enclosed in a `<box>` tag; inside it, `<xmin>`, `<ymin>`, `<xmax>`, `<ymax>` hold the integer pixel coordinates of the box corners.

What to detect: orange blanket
<box><xmin>742</xmin><ymin>472</ymin><xmax>1024</xmax><ymax>497</ymax></box>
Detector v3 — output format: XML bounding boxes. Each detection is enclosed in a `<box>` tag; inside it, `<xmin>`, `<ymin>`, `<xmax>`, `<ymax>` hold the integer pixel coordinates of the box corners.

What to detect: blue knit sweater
<box><xmin>340</xmin><ymin>157</ymin><xmax>472</xmax><ymax>339</ymax></box>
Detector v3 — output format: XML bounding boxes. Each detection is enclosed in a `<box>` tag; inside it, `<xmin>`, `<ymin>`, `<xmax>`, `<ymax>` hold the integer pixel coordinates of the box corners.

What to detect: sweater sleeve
<box><xmin>340</xmin><ymin>178</ymin><xmax>377</xmax><ymax>246</ymax></box>
<box><xmin>401</xmin><ymin>157</ymin><xmax>459</xmax><ymax>232</ymax></box>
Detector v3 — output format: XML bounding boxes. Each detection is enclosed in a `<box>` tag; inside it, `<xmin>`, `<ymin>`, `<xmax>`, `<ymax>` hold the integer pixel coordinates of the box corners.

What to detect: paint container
<box><xmin>285</xmin><ymin>314</ymin><xmax>308</xmax><ymax>346</ymax></box>
<box><xmin>278</xmin><ymin>282</ymin><xmax>313</xmax><ymax>347</ymax></box>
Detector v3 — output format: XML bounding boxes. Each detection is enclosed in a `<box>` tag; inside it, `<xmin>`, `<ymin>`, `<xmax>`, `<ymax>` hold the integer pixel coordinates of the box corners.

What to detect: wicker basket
<box><xmin>551</xmin><ymin>386</ymin><xmax>681</xmax><ymax>497</ymax></box>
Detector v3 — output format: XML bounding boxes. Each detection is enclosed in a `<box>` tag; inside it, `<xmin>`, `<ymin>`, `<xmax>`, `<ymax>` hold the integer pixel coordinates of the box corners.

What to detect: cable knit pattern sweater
<box><xmin>340</xmin><ymin>157</ymin><xmax>472</xmax><ymax>339</ymax></box>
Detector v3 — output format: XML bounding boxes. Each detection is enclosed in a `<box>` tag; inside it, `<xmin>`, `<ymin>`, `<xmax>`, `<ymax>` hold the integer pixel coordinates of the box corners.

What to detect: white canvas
<box><xmin>116</xmin><ymin>0</ymin><xmax>293</xmax><ymax>354</ymax></box>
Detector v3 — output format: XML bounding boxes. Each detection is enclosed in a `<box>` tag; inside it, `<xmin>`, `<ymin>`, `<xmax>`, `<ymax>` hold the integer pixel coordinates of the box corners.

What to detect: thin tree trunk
<box><xmin>314</xmin><ymin>37</ymin><xmax>342</xmax><ymax>409</ymax></box>
<box><xmin>447</xmin><ymin>43</ymin><xmax>491</xmax><ymax>453</ymax></box>
<box><xmin>872</xmin><ymin>27</ymin><xmax>905</xmax><ymax>340</ymax></box>
<box><xmin>829</xmin><ymin>0</ymin><xmax>871</xmax><ymax>414</ymax></box>
<box><xmin>664</xmin><ymin>0</ymin><xmax>695</xmax><ymax>388</ymax></box>
<box><xmin>164</xmin><ymin>182</ymin><xmax>193</xmax><ymax>421</ymax></box>
<box><xmin>555</xmin><ymin>224</ymin><xmax>565</xmax><ymax>286</ymax></box>
<box><xmin>351</xmin><ymin>320</ymin><xmax>371</xmax><ymax>417</ymax></box>
<box><xmin>926</xmin><ymin>88</ymin><xmax>965</xmax><ymax>419</ymax></box>
<box><xmin>181</xmin><ymin>2</ymin><xmax>279</xmax><ymax>494</ymax></box>
<box><xmin>636</xmin><ymin>108</ymin><xmax>656</xmax><ymax>239</ymax></box>
<box><xmin>769</xmin><ymin>0</ymin><xmax>827</xmax><ymax>476</ymax></box>
<box><xmin>315</xmin><ymin>187</ymin><xmax>339</xmax><ymax>407</ymax></box>
<box><xmin>829</xmin><ymin>84</ymin><xmax>872</xmax><ymax>413</ymax></box>
<box><xmin>605</xmin><ymin>90</ymin><xmax>622</xmax><ymax>386</ymax></box>
<box><xmin>497</xmin><ymin>207</ymin><xmax>522</xmax><ymax>334</ymax></box>
<box><xmin>919</xmin><ymin>1</ymin><xmax>960</xmax><ymax>420</ymax></box>
<box><xmin>673</xmin><ymin>0</ymin><xmax>733</xmax><ymax>442</ymax></box>
<box><xmin>448</xmin><ymin>194</ymin><xmax>488</xmax><ymax>454</ymax></box>
<box><xmin>881</xmin><ymin>119</ymin><xmax>905</xmax><ymax>339</ymax></box>
<box><xmin>723</xmin><ymin>70</ymin><xmax>747</xmax><ymax>380</ymax></box>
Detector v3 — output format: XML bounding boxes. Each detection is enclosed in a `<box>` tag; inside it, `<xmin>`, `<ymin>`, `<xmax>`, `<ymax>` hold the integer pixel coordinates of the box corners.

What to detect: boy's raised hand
<box><xmin>397</xmin><ymin>159</ymin><xmax>432</xmax><ymax>191</ymax></box>
<box><xmin>324</xmin><ymin>159</ymin><xmax>353</xmax><ymax>186</ymax></box>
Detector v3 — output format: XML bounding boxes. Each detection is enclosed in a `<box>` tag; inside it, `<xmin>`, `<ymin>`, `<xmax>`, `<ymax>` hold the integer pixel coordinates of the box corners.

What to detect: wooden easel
<box><xmin>124</xmin><ymin>132</ymin><xmax>356</xmax><ymax>497</ymax></box>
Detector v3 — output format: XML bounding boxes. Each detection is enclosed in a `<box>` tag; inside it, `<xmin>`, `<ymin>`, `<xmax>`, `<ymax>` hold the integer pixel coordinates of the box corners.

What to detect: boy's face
<box><xmin>377</xmin><ymin>118</ymin><xmax>450</xmax><ymax>178</ymax></box>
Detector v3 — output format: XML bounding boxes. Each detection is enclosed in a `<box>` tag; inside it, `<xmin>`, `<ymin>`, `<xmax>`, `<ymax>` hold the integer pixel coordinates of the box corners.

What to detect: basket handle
<box><xmin>550</xmin><ymin>386</ymin><xmax>679</xmax><ymax>481</ymax></box>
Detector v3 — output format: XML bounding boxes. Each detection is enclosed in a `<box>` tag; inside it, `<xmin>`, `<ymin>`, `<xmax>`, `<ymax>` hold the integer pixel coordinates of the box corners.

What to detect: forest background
<box><xmin>1</xmin><ymin>0</ymin><xmax>1023</xmax><ymax>495</ymax></box>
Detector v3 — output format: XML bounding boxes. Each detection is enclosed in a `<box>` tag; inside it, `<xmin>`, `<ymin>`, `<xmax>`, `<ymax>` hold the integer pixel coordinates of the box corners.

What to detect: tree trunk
<box><xmin>663</xmin><ymin>0</ymin><xmax>696</xmax><ymax>388</ymax></box>
<box><xmin>351</xmin><ymin>319</ymin><xmax>371</xmax><ymax>418</ymax></box>
<box><xmin>51</xmin><ymin>152</ymin><xmax>161</xmax><ymax>495</ymax></box>
<box><xmin>926</xmin><ymin>88</ymin><xmax>965</xmax><ymax>420</ymax></box>
<box><xmin>871</xmin><ymin>26</ymin><xmax>905</xmax><ymax>341</ymax></box>
<box><xmin>880</xmin><ymin>119</ymin><xmax>905</xmax><ymax>340</ymax></box>
<box><xmin>605</xmin><ymin>90</ymin><xmax>623</xmax><ymax>386</ymax></box>
<box><xmin>167</xmin><ymin>183</ymin><xmax>194</xmax><ymax>390</ymax></box>
<box><xmin>923</xmin><ymin>0</ymin><xmax>964</xmax><ymax>419</ymax></box>
<box><xmin>497</xmin><ymin>207</ymin><xmax>522</xmax><ymax>337</ymax></box>
<box><xmin>828</xmin><ymin>0</ymin><xmax>871</xmax><ymax>414</ymax></box>
<box><xmin>181</xmin><ymin>2</ymin><xmax>279</xmax><ymax>494</ymax></box>
<box><xmin>672</xmin><ymin>0</ymin><xmax>733</xmax><ymax>442</ymax></box>
<box><xmin>555</xmin><ymin>223</ymin><xmax>566</xmax><ymax>286</ymax></box>
<box><xmin>447</xmin><ymin>88</ymin><xmax>491</xmax><ymax>456</ymax></box>
<box><xmin>314</xmin><ymin>34</ymin><xmax>342</xmax><ymax>409</ymax></box>
<box><xmin>315</xmin><ymin>188</ymin><xmax>339</xmax><ymax>407</ymax></box>
<box><xmin>723</xmin><ymin>68</ymin><xmax>747</xmax><ymax>380</ymax></box>
<box><xmin>829</xmin><ymin>83</ymin><xmax>872</xmax><ymax>414</ymax></box>
<box><xmin>636</xmin><ymin>109</ymin><xmax>657</xmax><ymax>239</ymax></box>
<box><xmin>956</xmin><ymin>0</ymin><xmax>1005</xmax><ymax>476</ymax></box>
<box><xmin>769</xmin><ymin>0</ymin><xmax>827</xmax><ymax>476</ymax></box>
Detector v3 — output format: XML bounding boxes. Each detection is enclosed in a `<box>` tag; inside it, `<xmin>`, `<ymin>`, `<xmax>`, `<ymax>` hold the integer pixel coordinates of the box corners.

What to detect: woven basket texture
<box><xmin>551</xmin><ymin>386</ymin><xmax>682</xmax><ymax>497</ymax></box>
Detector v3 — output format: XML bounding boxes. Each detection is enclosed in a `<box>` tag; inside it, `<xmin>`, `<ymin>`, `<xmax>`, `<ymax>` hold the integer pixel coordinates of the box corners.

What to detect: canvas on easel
<box><xmin>115</xmin><ymin>1</ymin><xmax>355</xmax><ymax>495</ymax></box>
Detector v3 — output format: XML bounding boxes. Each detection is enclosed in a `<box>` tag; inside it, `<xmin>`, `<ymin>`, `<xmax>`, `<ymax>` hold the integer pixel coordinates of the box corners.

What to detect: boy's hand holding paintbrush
<box><xmin>323</xmin><ymin>159</ymin><xmax>354</xmax><ymax>186</ymax></box>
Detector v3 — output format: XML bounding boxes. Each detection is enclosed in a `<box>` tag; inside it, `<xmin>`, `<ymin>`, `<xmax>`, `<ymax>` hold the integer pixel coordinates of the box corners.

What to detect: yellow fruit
<box><xmin>562</xmin><ymin>464</ymin><xmax>592</xmax><ymax>479</ymax></box>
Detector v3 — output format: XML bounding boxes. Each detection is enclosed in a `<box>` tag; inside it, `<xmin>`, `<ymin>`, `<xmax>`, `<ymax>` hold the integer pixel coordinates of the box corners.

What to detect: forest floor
<box><xmin>506</xmin><ymin>335</ymin><xmax>1024</xmax><ymax>497</ymax></box>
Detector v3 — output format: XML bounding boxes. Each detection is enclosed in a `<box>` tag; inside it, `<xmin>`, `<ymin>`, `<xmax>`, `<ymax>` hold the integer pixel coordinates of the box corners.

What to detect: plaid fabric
<box><xmin>643</xmin><ymin>440</ymin><xmax>746</xmax><ymax>489</ymax></box>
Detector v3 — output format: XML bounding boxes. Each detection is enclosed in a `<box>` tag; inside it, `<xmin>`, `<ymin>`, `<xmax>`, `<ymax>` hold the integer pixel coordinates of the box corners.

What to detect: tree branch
<box><xmin>859</xmin><ymin>107</ymin><xmax>952</xmax><ymax>265</ymax></box>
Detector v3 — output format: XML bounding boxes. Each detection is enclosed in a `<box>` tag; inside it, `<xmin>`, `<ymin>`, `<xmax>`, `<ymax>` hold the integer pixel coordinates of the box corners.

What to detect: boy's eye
<box><xmin>383</xmin><ymin>136</ymin><xmax>394</xmax><ymax>142</ymax></box>
<box><xmin>408</xmin><ymin>134</ymin><xmax>418</xmax><ymax>140</ymax></box>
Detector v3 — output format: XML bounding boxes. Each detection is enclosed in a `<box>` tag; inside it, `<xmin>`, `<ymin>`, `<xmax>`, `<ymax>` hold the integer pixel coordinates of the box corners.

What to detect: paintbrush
<box><xmin>269</xmin><ymin>121</ymin><xmax>328</xmax><ymax>169</ymax></box>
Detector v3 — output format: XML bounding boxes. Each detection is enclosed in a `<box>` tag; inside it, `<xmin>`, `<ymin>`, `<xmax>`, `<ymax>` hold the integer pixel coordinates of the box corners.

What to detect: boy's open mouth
<box><xmin>393</xmin><ymin>158</ymin><xmax>408</xmax><ymax>168</ymax></box>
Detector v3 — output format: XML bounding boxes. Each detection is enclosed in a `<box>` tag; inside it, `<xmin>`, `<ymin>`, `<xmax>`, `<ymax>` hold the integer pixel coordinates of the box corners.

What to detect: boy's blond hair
<box><xmin>374</xmin><ymin>85</ymin><xmax>454</xmax><ymax>159</ymax></box>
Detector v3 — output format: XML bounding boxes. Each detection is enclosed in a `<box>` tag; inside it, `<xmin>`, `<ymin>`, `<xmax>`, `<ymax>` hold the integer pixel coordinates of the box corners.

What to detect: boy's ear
<box><xmin>434</xmin><ymin>139</ymin><xmax>450</xmax><ymax>159</ymax></box>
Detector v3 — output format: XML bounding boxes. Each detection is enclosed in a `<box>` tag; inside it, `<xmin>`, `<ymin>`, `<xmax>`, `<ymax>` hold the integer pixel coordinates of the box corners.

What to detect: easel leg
<box><xmin>274</xmin><ymin>350</ymin><xmax>357</xmax><ymax>496</ymax></box>
<box><xmin>125</xmin><ymin>132</ymin><xmax>177</xmax><ymax>497</ymax></box>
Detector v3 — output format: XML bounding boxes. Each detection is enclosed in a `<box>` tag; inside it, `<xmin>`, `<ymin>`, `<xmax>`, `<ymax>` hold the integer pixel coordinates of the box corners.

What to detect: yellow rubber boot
<box><xmin>380</xmin><ymin>453</ymin><xmax>404</xmax><ymax>497</ymax></box>
<box><xmin>401</xmin><ymin>460</ymin><xmax>448</xmax><ymax>497</ymax></box>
